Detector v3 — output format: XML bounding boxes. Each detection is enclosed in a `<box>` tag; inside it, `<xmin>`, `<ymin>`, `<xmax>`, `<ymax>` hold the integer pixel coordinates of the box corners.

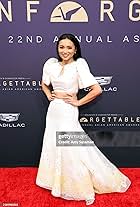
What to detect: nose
<box><xmin>62</xmin><ymin>49</ymin><xmax>68</xmax><ymax>54</ymax></box>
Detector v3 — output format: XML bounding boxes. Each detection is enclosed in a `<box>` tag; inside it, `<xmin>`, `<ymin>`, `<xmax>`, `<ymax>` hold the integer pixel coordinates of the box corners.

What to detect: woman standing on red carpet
<box><xmin>36</xmin><ymin>33</ymin><xmax>131</xmax><ymax>205</ymax></box>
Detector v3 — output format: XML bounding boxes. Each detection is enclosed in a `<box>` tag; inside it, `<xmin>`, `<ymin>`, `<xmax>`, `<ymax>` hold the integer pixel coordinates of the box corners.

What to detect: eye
<box><xmin>59</xmin><ymin>45</ymin><xmax>64</xmax><ymax>49</ymax></box>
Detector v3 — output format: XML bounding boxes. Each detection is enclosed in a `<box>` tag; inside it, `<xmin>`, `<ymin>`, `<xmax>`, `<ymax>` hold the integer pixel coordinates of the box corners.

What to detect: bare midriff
<box><xmin>53</xmin><ymin>91</ymin><xmax>77</xmax><ymax>99</ymax></box>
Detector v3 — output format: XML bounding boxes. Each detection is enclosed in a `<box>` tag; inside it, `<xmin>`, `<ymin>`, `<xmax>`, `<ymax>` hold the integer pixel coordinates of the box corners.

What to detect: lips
<box><xmin>62</xmin><ymin>55</ymin><xmax>69</xmax><ymax>58</ymax></box>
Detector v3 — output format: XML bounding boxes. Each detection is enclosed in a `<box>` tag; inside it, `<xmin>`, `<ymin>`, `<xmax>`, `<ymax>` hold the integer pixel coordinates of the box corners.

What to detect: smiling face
<box><xmin>58</xmin><ymin>38</ymin><xmax>77</xmax><ymax>64</ymax></box>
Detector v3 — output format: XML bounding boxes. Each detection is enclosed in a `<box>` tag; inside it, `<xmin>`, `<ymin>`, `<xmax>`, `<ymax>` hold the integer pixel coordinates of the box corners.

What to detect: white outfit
<box><xmin>36</xmin><ymin>57</ymin><xmax>131</xmax><ymax>205</ymax></box>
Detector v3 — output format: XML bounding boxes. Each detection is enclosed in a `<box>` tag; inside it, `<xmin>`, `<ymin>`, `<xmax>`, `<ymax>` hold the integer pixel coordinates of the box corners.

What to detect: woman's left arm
<box><xmin>78</xmin><ymin>83</ymin><xmax>102</xmax><ymax>106</ymax></box>
<box><xmin>64</xmin><ymin>83</ymin><xmax>102</xmax><ymax>106</ymax></box>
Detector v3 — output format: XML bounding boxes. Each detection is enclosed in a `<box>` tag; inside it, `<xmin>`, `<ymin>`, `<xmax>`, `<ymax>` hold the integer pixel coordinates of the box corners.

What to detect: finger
<box><xmin>63</xmin><ymin>97</ymin><xmax>70</xmax><ymax>101</ymax></box>
<box><xmin>66</xmin><ymin>93</ymin><xmax>72</xmax><ymax>97</ymax></box>
<box><xmin>51</xmin><ymin>91</ymin><xmax>56</xmax><ymax>95</ymax></box>
<box><xmin>64</xmin><ymin>96</ymin><xmax>70</xmax><ymax>99</ymax></box>
<box><xmin>64</xmin><ymin>99</ymin><xmax>70</xmax><ymax>103</ymax></box>
<box><xmin>50</xmin><ymin>96</ymin><xmax>54</xmax><ymax>100</ymax></box>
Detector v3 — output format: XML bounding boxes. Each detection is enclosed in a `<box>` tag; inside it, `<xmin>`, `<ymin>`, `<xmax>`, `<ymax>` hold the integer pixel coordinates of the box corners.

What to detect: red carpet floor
<box><xmin>0</xmin><ymin>167</ymin><xmax>139</xmax><ymax>207</ymax></box>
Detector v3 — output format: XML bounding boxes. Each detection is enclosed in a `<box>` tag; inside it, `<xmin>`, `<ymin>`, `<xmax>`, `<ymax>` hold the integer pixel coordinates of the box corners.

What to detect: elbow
<box><xmin>98</xmin><ymin>86</ymin><xmax>103</xmax><ymax>95</ymax></box>
<box><xmin>41</xmin><ymin>81</ymin><xmax>45</xmax><ymax>91</ymax></box>
<box><xmin>41</xmin><ymin>82</ymin><xmax>44</xmax><ymax>89</ymax></box>
<box><xmin>90</xmin><ymin>84</ymin><xmax>103</xmax><ymax>97</ymax></box>
<box><xmin>96</xmin><ymin>85</ymin><xmax>103</xmax><ymax>96</ymax></box>
<box><xmin>41</xmin><ymin>81</ymin><xmax>50</xmax><ymax>92</ymax></box>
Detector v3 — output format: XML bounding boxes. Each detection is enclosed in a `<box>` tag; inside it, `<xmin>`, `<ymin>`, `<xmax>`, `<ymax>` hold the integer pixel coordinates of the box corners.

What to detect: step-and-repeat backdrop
<box><xmin>0</xmin><ymin>0</ymin><xmax>140</xmax><ymax>166</ymax></box>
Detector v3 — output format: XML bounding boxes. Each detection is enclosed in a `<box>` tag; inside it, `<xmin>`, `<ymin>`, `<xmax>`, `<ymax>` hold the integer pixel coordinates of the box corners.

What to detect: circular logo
<box><xmin>80</xmin><ymin>117</ymin><xmax>88</xmax><ymax>123</ymax></box>
<box><xmin>50</xmin><ymin>1</ymin><xmax>88</xmax><ymax>22</ymax></box>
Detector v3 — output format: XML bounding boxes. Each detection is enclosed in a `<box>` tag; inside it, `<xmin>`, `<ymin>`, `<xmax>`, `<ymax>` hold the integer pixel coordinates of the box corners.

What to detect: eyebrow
<box><xmin>59</xmin><ymin>44</ymin><xmax>73</xmax><ymax>47</ymax></box>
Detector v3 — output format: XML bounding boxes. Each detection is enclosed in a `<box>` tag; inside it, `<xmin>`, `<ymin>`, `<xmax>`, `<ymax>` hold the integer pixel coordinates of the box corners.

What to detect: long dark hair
<box><xmin>56</xmin><ymin>33</ymin><xmax>82</xmax><ymax>61</ymax></box>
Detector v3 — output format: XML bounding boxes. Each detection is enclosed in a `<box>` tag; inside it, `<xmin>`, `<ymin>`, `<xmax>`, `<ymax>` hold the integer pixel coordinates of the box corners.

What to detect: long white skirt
<box><xmin>36</xmin><ymin>99</ymin><xmax>131</xmax><ymax>205</ymax></box>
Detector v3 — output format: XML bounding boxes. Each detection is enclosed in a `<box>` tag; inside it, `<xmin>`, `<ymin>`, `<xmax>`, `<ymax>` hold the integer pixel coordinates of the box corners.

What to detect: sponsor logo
<box><xmin>79</xmin><ymin>117</ymin><xmax>88</xmax><ymax>123</ymax></box>
<box><xmin>0</xmin><ymin>76</ymin><xmax>117</xmax><ymax>93</ymax></box>
<box><xmin>80</xmin><ymin>114</ymin><xmax>140</xmax><ymax>128</ymax></box>
<box><xmin>96</xmin><ymin>76</ymin><xmax>118</xmax><ymax>92</ymax></box>
<box><xmin>0</xmin><ymin>77</ymin><xmax>41</xmax><ymax>91</ymax></box>
<box><xmin>84</xmin><ymin>76</ymin><xmax>118</xmax><ymax>92</ymax></box>
<box><xmin>0</xmin><ymin>113</ymin><xmax>26</xmax><ymax>128</ymax></box>
<box><xmin>95</xmin><ymin>76</ymin><xmax>112</xmax><ymax>86</ymax></box>
<box><xmin>50</xmin><ymin>1</ymin><xmax>88</xmax><ymax>22</ymax></box>
<box><xmin>0</xmin><ymin>113</ymin><xmax>20</xmax><ymax>122</ymax></box>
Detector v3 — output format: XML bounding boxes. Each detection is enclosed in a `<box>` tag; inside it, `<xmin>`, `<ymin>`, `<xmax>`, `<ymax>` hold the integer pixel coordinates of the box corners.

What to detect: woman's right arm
<box><xmin>41</xmin><ymin>81</ymin><xmax>55</xmax><ymax>101</ymax></box>
<box><xmin>41</xmin><ymin>57</ymin><xmax>58</xmax><ymax>101</ymax></box>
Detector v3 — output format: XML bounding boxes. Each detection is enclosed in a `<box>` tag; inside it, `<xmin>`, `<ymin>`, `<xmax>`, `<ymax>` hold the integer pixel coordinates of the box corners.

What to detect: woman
<box><xmin>36</xmin><ymin>34</ymin><xmax>131</xmax><ymax>205</ymax></box>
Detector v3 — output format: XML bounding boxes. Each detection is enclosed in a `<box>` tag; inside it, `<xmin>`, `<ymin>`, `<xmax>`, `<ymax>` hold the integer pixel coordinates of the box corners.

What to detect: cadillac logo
<box><xmin>0</xmin><ymin>113</ymin><xmax>20</xmax><ymax>122</ymax></box>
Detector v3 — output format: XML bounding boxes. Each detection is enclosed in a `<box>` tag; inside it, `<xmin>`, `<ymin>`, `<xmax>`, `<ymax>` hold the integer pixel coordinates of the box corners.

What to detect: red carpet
<box><xmin>0</xmin><ymin>168</ymin><xmax>139</xmax><ymax>207</ymax></box>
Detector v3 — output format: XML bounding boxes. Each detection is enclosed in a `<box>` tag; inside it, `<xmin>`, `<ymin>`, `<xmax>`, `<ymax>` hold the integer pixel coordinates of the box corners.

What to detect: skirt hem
<box><xmin>36</xmin><ymin>181</ymin><xmax>95</xmax><ymax>204</ymax></box>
